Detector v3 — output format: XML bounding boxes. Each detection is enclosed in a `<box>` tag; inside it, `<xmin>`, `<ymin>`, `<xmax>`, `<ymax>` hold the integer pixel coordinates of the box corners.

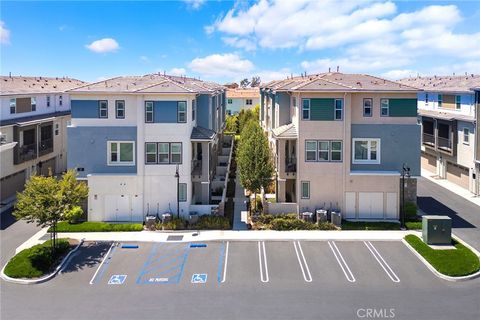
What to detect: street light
<box><xmin>175</xmin><ymin>164</ymin><xmax>180</xmax><ymax>219</ymax></box>
<box><xmin>401</xmin><ymin>163</ymin><xmax>411</xmax><ymax>229</ymax></box>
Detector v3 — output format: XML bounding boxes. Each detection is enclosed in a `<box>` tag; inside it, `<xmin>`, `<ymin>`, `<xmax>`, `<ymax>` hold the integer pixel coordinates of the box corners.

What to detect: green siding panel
<box><xmin>388</xmin><ymin>99</ymin><xmax>417</xmax><ymax>117</ymax></box>
<box><xmin>310</xmin><ymin>98</ymin><xmax>334</xmax><ymax>121</ymax></box>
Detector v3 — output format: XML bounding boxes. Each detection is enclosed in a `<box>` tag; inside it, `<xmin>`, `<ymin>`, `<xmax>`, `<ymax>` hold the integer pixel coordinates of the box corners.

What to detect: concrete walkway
<box><xmin>232</xmin><ymin>173</ymin><xmax>248</xmax><ymax>230</ymax></box>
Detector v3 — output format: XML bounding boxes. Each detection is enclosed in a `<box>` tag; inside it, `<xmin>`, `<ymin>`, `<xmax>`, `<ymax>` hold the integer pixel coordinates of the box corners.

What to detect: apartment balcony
<box><xmin>437</xmin><ymin>136</ymin><xmax>452</xmax><ymax>152</ymax></box>
<box><xmin>422</xmin><ymin>133</ymin><xmax>435</xmax><ymax>147</ymax></box>
<box><xmin>39</xmin><ymin>138</ymin><xmax>54</xmax><ymax>157</ymax></box>
<box><xmin>15</xmin><ymin>142</ymin><xmax>37</xmax><ymax>164</ymax></box>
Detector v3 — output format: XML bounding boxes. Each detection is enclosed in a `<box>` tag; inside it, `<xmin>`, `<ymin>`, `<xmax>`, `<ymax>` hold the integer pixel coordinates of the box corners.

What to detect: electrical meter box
<box><xmin>422</xmin><ymin>215</ymin><xmax>452</xmax><ymax>245</ymax></box>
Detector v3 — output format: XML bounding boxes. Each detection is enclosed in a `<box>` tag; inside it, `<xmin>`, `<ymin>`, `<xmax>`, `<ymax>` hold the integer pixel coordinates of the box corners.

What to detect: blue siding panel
<box><xmin>153</xmin><ymin>101</ymin><xmax>178</xmax><ymax>123</ymax></box>
<box><xmin>351</xmin><ymin>124</ymin><xmax>421</xmax><ymax>176</ymax></box>
<box><xmin>197</xmin><ymin>94</ymin><xmax>210</xmax><ymax>129</ymax></box>
<box><xmin>277</xmin><ymin>92</ymin><xmax>290</xmax><ymax>126</ymax></box>
<box><xmin>67</xmin><ymin>126</ymin><xmax>137</xmax><ymax>178</ymax></box>
<box><xmin>71</xmin><ymin>100</ymin><xmax>99</xmax><ymax>118</ymax></box>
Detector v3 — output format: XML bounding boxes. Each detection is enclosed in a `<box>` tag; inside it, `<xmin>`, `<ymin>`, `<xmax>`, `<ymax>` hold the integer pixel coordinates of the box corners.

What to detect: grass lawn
<box><xmin>4</xmin><ymin>239</ymin><xmax>72</xmax><ymax>278</ymax></box>
<box><xmin>405</xmin><ymin>234</ymin><xmax>480</xmax><ymax>277</ymax></box>
<box><xmin>52</xmin><ymin>221</ymin><xmax>143</xmax><ymax>232</ymax></box>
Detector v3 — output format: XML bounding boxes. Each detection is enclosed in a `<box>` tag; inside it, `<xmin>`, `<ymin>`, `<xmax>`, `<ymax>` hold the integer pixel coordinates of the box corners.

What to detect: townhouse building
<box><xmin>398</xmin><ymin>75</ymin><xmax>480</xmax><ymax>195</ymax></box>
<box><xmin>67</xmin><ymin>74</ymin><xmax>229</xmax><ymax>222</ymax></box>
<box><xmin>475</xmin><ymin>88</ymin><xmax>480</xmax><ymax>187</ymax></box>
<box><xmin>226</xmin><ymin>88</ymin><xmax>260</xmax><ymax>115</ymax></box>
<box><xmin>0</xmin><ymin>76</ymin><xmax>85</xmax><ymax>204</ymax></box>
<box><xmin>260</xmin><ymin>72</ymin><xmax>420</xmax><ymax>220</ymax></box>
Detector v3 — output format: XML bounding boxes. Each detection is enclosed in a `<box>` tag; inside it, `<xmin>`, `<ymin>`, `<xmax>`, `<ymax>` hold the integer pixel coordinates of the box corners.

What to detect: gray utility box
<box><xmin>422</xmin><ymin>215</ymin><xmax>452</xmax><ymax>245</ymax></box>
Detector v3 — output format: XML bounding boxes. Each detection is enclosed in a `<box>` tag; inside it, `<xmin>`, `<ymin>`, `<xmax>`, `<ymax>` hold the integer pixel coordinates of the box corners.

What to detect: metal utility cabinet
<box><xmin>422</xmin><ymin>215</ymin><xmax>452</xmax><ymax>245</ymax></box>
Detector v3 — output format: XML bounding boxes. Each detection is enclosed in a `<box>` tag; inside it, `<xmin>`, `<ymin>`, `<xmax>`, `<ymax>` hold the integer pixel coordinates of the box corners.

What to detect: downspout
<box><xmin>343</xmin><ymin>92</ymin><xmax>347</xmax><ymax>216</ymax></box>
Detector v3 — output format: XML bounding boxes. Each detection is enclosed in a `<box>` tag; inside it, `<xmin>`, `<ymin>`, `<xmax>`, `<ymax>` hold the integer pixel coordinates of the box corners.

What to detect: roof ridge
<box><xmin>366</xmin><ymin>74</ymin><xmax>416</xmax><ymax>89</ymax></box>
<box><xmin>290</xmin><ymin>77</ymin><xmax>323</xmax><ymax>90</ymax></box>
<box><xmin>162</xmin><ymin>76</ymin><xmax>195</xmax><ymax>93</ymax></box>
<box><xmin>133</xmin><ymin>79</ymin><xmax>169</xmax><ymax>92</ymax></box>
<box><xmin>68</xmin><ymin>76</ymin><xmax>123</xmax><ymax>91</ymax></box>
<box><xmin>316</xmin><ymin>77</ymin><xmax>353</xmax><ymax>89</ymax></box>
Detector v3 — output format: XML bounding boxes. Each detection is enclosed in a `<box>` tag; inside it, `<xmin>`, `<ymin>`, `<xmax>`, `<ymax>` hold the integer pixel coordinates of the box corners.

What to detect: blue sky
<box><xmin>1</xmin><ymin>0</ymin><xmax>480</xmax><ymax>83</ymax></box>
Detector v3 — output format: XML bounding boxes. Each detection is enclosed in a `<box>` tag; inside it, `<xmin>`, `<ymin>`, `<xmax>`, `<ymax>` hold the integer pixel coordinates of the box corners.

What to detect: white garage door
<box><xmin>131</xmin><ymin>195</ymin><xmax>144</xmax><ymax>222</ymax></box>
<box><xmin>104</xmin><ymin>195</ymin><xmax>132</xmax><ymax>222</ymax></box>
<box><xmin>358</xmin><ymin>192</ymin><xmax>384</xmax><ymax>219</ymax></box>
<box><xmin>386</xmin><ymin>193</ymin><xmax>398</xmax><ymax>219</ymax></box>
<box><xmin>344</xmin><ymin>192</ymin><xmax>356</xmax><ymax>219</ymax></box>
<box><xmin>104</xmin><ymin>195</ymin><xmax>118</xmax><ymax>221</ymax></box>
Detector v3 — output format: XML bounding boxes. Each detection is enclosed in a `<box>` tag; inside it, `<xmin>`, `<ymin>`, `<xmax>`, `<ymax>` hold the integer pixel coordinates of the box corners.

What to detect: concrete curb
<box><xmin>402</xmin><ymin>236</ymin><xmax>480</xmax><ymax>282</ymax></box>
<box><xmin>1</xmin><ymin>239</ymin><xmax>84</xmax><ymax>285</ymax></box>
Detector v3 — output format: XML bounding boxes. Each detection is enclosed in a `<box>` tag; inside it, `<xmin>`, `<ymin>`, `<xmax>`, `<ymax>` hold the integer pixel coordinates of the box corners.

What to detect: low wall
<box><xmin>265</xmin><ymin>202</ymin><xmax>298</xmax><ymax>215</ymax></box>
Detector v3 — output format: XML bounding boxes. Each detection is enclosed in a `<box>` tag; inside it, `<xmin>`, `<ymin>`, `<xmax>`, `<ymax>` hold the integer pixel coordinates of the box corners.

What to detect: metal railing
<box><xmin>437</xmin><ymin>136</ymin><xmax>452</xmax><ymax>150</ymax></box>
<box><xmin>17</xmin><ymin>143</ymin><xmax>37</xmax><ymax>162</ymax></box>
<box><xmin>39</xmin><ymin>138</ymin><xmax>53</xmax><ymax>156</ymax></box>
<box><xmin>191</xmin><ymin>159</ymin><xmax>202</xmax><ymax>175</ymax></box>
<box><xmin>285</xmin><ymin>156</ymin><xmax>297</xmax><ymax>172</ymax></box>
<box><xmin>422</xmin><ymin>133</ymin><xmax>435</xmax><ymax>146</ymax></box>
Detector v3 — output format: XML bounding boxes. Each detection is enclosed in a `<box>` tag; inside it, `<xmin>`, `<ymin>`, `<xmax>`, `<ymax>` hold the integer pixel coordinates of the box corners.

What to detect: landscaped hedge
<box><xmin>4</xmin><ymin>239</ymin><xmax>71</xmax><ymax>278</ymax></box>
<box><xmin>53</xmin><ymin>221</ymin><xmax>143</xmax><ymax>232</ymax></box>
<box><xmin>254</xmin><ymin>213</ymin><xmax>337</xmax><ymax>231</ymax></box>
<box><xmin>194</xmin><ymin>215</ymin><xmax>230</xmax><ymax>230</ymax></box>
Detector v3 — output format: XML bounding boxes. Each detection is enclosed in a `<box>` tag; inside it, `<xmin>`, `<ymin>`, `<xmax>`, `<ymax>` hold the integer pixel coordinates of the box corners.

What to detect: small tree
<box><xmin>240</xmin><ymin>78</ymin><xmax>250</xmax><ymax>88</ymax></box>
<box><xmin>225</xmin><ymin>114</ymin><xmax>239</xmax><ymax>133</ymax></box>
<box><xmin>14</xmin><ymin>170</ymin><xmax>88</xmax><ymax>257</ymax></box>
<box><xmin>250</xmin><ymin>76</ymin><xmax>261</xmax><ymax>87</ymax></box>
<box><xmin>237</xmin><ymin>120</ymin><xmax>274</xmax><ymax>212</ymax></box>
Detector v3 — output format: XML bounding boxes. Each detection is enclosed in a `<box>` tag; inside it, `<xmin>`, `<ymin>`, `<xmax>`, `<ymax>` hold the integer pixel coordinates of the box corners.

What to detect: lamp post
<box><xmin>175</xmin><ymin>164</ymin><xmax>180</xmax><ymax>219</ymax></box>
<box><xmin>401</xmin><ymin>163</ymin><xmax>411</xmax><ymax>229</ymax></box>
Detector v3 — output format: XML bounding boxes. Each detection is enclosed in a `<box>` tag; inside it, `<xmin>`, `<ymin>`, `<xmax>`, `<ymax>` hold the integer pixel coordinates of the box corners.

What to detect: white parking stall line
<box><xmin>328</xmin><ymin>241</ymin><xmax>356</xmax><ymax>283</ymax></box>
<box><xmin>364</xmin><ymin>241</ymin><xmax>400</xmax><ymax>283</ymax></box>
<box><xmin>221</xmin><ymin>241</ymin><xmax>229</xmax><ymax>283</ymax></box>
<box><xmin>258</xmin><ymin>241</ymin><xmax>269</xmax><ymax>283</ymax></box>
<box><xmin>89</xmin><ymin>242</ymin><xmax>116</xmax><ymax>285</ymax></box>
<box><xmin>293</xmin><ymin>241</ymin><xmax>312</xmax><ymax>282</ymax></box>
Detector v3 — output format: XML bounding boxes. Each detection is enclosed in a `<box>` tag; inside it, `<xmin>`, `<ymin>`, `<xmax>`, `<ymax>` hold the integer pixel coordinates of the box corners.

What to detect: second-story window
<box><xmin>228</xmin><ymin>99</ymin><xmax>233</xmax><ymax>104</ymax></box>
<box><xmin>456</xmin><ymin>95</ymin><xmax>461</xmax><ymax>109</ymax></box>
<box><xmin>380</xmin><ymin>99</ymin><xmax>389</xmax><ymax>117</ymax></box>
<box><xmin>425</xmin><ymin>93</ymin><xmax>429</xmax><ymax>106</ymax></box>
<box><xmin>334</xmin><ymin>99</ymin><xmax>343</xmax><ymax>120</ymax></box>
<box><xmin>148</xmin><ymin>142</ymin><xmax>182</xmax><ymax>164</ymax></box>
<box><xmin>192</xmin><ymin>100</ymin><xmax>196</xmax><ymax>121</ymax></box>
<box><xmin>10</xmin><ymin>98</ymin><xmax>16</xmax><ymax>114</ymax></box>
<box><xmin>115</xmin><ymin>100</ymin><xmax>125</xmax><ymax>119</ymax></box>
<box><xmin>31</xmin><ymin>97</ymin><xmax>36</xmax><ymax>111</ymax></box>
<box><xmin>99</xmin><ymin>100</ymin><xmax>108</xmax><ymax>118</ymax></box>
<box><xmin>59</xmin><ymin>95</ymin><xmax>63</xmax><ymax>106</ymax></box>
<box><xmin>463</xmin><ymin>128</ymin><xmax>470</xmax><ymax>145</ymax></box>
<box><xmin>246</xmin><ymin>99</ymin><xmax>253</xmax><ymax>105</ymax></box>
<box><xmin>170</xmin><ymin>143</ymin><xmax>182</xmax><ymax>163</ymax></box>
<box><xmin>46</xmin><ymin>96</ymin><xmax>51</xmax><ymax>107</ymax></box>
<box><xmin>305</xmin><ymin>140</ymin><xmax>317</xmax><ymax>161</ymax></box>
<box><xmin>438</xmin><ymin>94</ymin><xmax>443</xmax><ymax>108</ymax></box>
<box><xmin>178</xmin><ymin>101</ymin><xmax>187</xmax><ymax>123</ymax></box>
<box><xmin>145</xmin><ymin>101</ymin><xmax>154</xmax><ymax>123</ymax></box>
<box><xmin>302</xmin><ymin>99</ymin><xmax>310</xmax><ymax>120</ymax></box>
<box><xmin>145</xmin><ymin>143</ymin><xmax>157</xmax><ymax>164</ymax></box>
<box><xmin>108</xmin><ymin>141</ymin><xmax>135</xmax><ymax>165</ymax></box>
<box><xmin>363</xmin><ymin>98</ymin><xmax>372</xmax><ymax>117</ymax></box>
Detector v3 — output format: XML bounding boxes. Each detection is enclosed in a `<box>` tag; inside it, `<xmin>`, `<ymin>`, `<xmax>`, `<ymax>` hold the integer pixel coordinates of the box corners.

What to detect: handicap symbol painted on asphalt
<box><xmin>108</xmin><ymin>274</ymin><xmax>127</xmax><ymax>285</ymax></box>
<box><xmin>191</xmin><ymin>274</ymin><xmax>207</xmax><ymax>284</ymax></box>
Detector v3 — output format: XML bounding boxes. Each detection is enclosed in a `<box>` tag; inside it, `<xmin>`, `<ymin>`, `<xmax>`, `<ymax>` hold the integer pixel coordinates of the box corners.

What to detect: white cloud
<box><xmin>222</xmin><ymin>37</ymin><xmax>256</xmax><ymax>51</ymax></box>
<box><xmin>168</xmin><ymin>68</ymin><xmax>187</xmax><ymax>76</ymax></box>
<box><xmin>85</xmin><ymin>38</ymin><xmax>119</xmax><ymax>53</ymax></box>
<box><xmin>184</xmin><ymin>0</ymin><xmax>205</xmax><ymax>10</ymax></box>
<box><xmin>381</xmin><ymin>69</ymin><xmax>420</xmax><ymax>80</ymax></box>
<box><xmin>256</xmin><ymin>68</ymin><xmax>291</xmax><ymax>83</ymax></box>
<box><xmin>0</xmin><ymin>21</ymin><xmax>11</xmax><ymax>44</ymax></box>
<box><xmin>188</xmin><ymin>53</ymin><xmax>254</xmax><ymax>78</ymax></box>
<box><xmin>140</xmin><ymin>56</ymin><xmax>150</xmax><ymax>63</ymax></box>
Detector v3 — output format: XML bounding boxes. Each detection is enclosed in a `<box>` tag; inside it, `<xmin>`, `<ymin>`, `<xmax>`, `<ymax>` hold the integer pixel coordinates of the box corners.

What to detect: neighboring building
<box><xmin>226</xmin><ymin>88</ymin><xmax>260</xmax><ymax>115</ymax></box>
<box><xmin>472</xmin><ymin>86</ymin><xmax>480</xmax><ymax>195</ymax></box>
<box><xmin>224</xmin><ymin>82</ymin><xmax>239</xmax><ymax>89</ymax></box>
<box><xmin>398</xmin><ymin>75</ymin><xmax>480</xmax><ymax>195</ymax></box>
<box><xmin>67</xmin><ymin>74</ymin><xmax>230</xmax><ymax>222</ymax></box>
<box><xmin>0</xmin><ymin>76</ymin><xmax>85</xmax><ymax>204</ymax></box>
<box><xmin>260</xmin><ymin>72</ymin><xmax>420</xmax><ymax>220</ymax></box>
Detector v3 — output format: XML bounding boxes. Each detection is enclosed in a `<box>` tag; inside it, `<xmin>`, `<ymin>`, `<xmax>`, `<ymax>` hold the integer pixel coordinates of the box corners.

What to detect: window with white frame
<box><xmin>115</xmin><ymin>100</ymin><xmax>125</xmax><ymax>119</ymax></box>
<box><xmin>47</xmin><ymin>96</ymin><xmax>51</xmax><ymax>107</ymax></box>
<box><xmin>301</xmin><ymin>181</ymin><xmax>310</xmax><ymax>199</ymax></box>
<box><xmin>9</xmin><ymin>98</ymin><xmax>16</xmax><ymax>114</ymax></box>
<box><xmin>456</xmin><ymin>95</ymin><xmax>461</xmax><ymax>109</ymax></box>
<box><xmin>59</xmin><ymin>95</ymin><xmax>63</xmax><ymax>106</ymax></box>
<box><xmin>179</xmin><ymin>183</ymin><xmax>187</xmax><ymax>202</ymax></box>
<box><xmin>318</xmin><ymin>141</ymin><xmax>329</xmax><ymax>161</ymax></box>
<box><xmin>31</xmin><ymin>97</ymin><xmax>36</xmax><ymax>111</ymax></box>
<box><xmin>145</xmin><ymin>143</ymin><xmax>157</xmax><ymax>164</ymax></box>
<box><xmin>302</xmin><ymin>99</ymin><xmax>310</xmax><ymax>120</ymax></box>
<box><xmin>158</xmin><ymin>143</ymin><xmax>170</xmax><ymax>163</ymax></box>
<box><xmin>464</xmin><ymin>128</ymin><xmax>470</xmax><ymax>145</ymax></box>
<box><xmin>246</xmin><ymin>99</ymin><xmax>253</xmax><ymax>105</ymax></box>
<box><xmin>380</xmin><ymin>99</ymin><xmax>389</xmax><ymax>117</ymax></box>
<box><xmin>178</xmin><ymin>101</ymin><xmax>187</xmax><ymax>123</ymax></box>
<box><xmin>425</xmin><ymin>93</ymin><xmax>429</xmax><ymax>106</ymax></box>
<box><xmin>363</xmin><ymin>98</ymin><xmax>372</xmax><ymax>117</ymax></box>
<box><xmin>108</xmin><ymin>141</ymin><xmax>135</xmax><ymax>165</ymax></box>
<box><xmin>438</xmin><ymin>94</ymin><xmax>443</xmax><ymax>108</ymax></box>
<box><xmin>99</xmin><ymin>100</ymin><xmax>108</xmax><ymax>118</ymax></box>
<box><xmin>145</xmin><ymin>101</ymin><xmax>154</xmax><ymax>123</ymax></box>
<box><xmin>192</xmin><ymin>100</ymin><xmax>196</xmax><ymax>121</ymax></box>
<box><xmin>353</xmin><ymin>138</ymin><xmax>380</xmax><ymax>164</ymax></box>
<box><xmin>305</xmin><ymin>140</ymin><xmax>317</xmax><ymax>161</ymax></box>
<box><xmin>334</xmin><ymin>99</ymin><xmax>343</xmax><ymax>120</ymax></box>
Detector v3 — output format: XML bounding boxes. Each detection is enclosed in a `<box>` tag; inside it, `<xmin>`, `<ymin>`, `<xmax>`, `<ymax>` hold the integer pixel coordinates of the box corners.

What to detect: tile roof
<box><xmin>272</xmin><ymin>123</ymin><xmax>298</xmax><ymax>139</ymax></box>
<box><xmin>261</xmin><ymin>72</ymin><xmax>418</xmax><ymax>92</ymax></box>
<box><xmin>226</xmin><ymin>88</ymin><xmax>260</xmax><ymax>99</ymax></box>
<box><xmin>0</xmin><ymin>110</ymin><xmax>71</xmax><ymax>127</ymax></box>
<box><xmin>69</xmin><ymin>73</ymin><xmax>224</xmax><ymax>94</ymax></box>
<box><xmin>398</xmin><ymin>74</ymin><xmax>480</xmax><ymax>93</ymax></box>
<box><xmin>0</xmin><ymin>76</ymin><xmax>86</xmax><ymax>96</ymax></box>
<box><xmin>191</xmin><ymin>126</ymin><xmax>216</xmax><ymax>140</ymax></box>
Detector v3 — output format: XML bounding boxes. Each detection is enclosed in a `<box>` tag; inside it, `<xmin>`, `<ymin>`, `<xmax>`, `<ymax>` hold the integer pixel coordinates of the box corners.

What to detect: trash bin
<box><xmin>161</xmin><ymin>212</ymin><xmax>172</xmax><ymax>223</ymax></box>
<box><xmin>316</xmin><ymin>209</ymin><xmax>328</xmax><ymax>223</ymax></box>
<box><xmin>189</xmin><ymin>212</ymin><xmax>199</xmax><ymax>224</ymax></box>
<box><xmin>330</xmin><ymin>210</ymin><xmax>342</xmax><ymax>227</ymax></box>
<box><xmin>301</xmin><ymin>212</ymin><xmax>314</xmax><ymax>222</ymax></box>
<box><xmin>145</xmin><ymin>214</ymin><xmax>158</xmax><ymax>230</ymax></box>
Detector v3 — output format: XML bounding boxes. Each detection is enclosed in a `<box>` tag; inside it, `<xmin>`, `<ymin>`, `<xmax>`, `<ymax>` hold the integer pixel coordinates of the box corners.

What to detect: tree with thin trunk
<box><xmin>237</xmin><ymin>120</ymin><xmax>274</xmax><ymax>212</ymax></box>
<box><xmin>14</xmin><ymin>170</ymin><xmax>88</xmax><ymax>257</ymax></box>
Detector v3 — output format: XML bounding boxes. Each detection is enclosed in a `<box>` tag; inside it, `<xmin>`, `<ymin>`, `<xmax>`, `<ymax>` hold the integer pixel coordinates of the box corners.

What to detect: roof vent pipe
<box><xmin>328</xmin><ymin>67</ymin><xmax>331</xmax><ymax>73</ymax></box>
<box><xmin>336</xmin><ymin>66</ymin><xmax>339</xmax><ymax>72</ymax></box>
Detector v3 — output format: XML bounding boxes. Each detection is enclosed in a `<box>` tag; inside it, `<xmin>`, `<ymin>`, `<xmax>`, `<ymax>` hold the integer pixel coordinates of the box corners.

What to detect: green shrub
<box><xmin>193</xmin><ymin>215</ymin><xmax>230</xmax><ymax>230</ymax></box>
<box><xmin>404</xmin><ymin>202</ymin><xmax>418</xmax><ymax>219</ymax></box>
<box><xmin>271</xmin><ymin>218</ymin><xmax>318</xmax><ymax>231</ymax></box>
<box><xmin>4</xmin><ymin>239</ymin><xmax>71</xmax><ymax>278</ymax></box>
<box><xmin>158</xmin><ymin>218</ymin><xmax>186</xmax><ymax>230</ymax></box>
<box><xmin>63</xmin><ymin>206</ymin><xmax>83</xmax><ymax>223</ymax></box>
<box><xmin>53</xmin><ymin>221</ymin><xmax>143</xmax><ymax>232</ymax></box>
<box><xmin>405</xmin><ymin>221</ymin><xmax>422</xmax><ymax>230</ymax></box>
<box><xmin>317</xmin><ymin>222</ymin><xmax>338</xmax><ymax>230</ymax></box>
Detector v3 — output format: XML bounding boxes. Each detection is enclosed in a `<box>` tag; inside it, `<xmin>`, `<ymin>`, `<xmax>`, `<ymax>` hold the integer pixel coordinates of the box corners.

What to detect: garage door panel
<box><xmin>104</xmin><ymin>195</ymin><xmax>118</xmax><ymax>222</ymax></box>
<box><xmin>446</xmin><ymin>162</ymin><xmax>469</xmax><ymax>189</ymax></box>
<box><xmin>370</xmin><ymin>193</ymin><xmax>384</xmax><ymax>219</ymax></box>
<box><xmin>116</xmin><ymin>195</ymin><xmax>131</xmax><ymax>221</ymax></box>
<box><xmin>345</xmin><ymin>192</ymin><xmax>356</xmax><ymax>219</ymax></box>
<box><xmin>131</xmin><ymin>195</ymin><xmax>144</xmax><ymax>222</ymax></box>
<box><xmin>358</xmin><ymin>192</ymin><xmax>384</xmax><ymax>219</ymax></box>
<box><xmin>386</xmin><ymin>193</ymin><xmax>398</xmax><ymax>219</ymax></box>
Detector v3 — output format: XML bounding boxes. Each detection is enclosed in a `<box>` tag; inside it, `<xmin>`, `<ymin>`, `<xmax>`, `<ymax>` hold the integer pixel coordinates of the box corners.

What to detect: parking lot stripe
<box><xmin>89</xmin><ymin>242</ymin><xmax>116</xmax><ymax>285</ymax></box>
<box><xmin>364</xmin><ymin>241</ymin><xmax>400</xmax><ymax>283</ymax></box>
<box><xmin>328</xmin><ymin>241</ymin><xmax>356</xmax><ymax>283</ymax></box>
<box><xmin>218</xmin><ymin>241</ymin><xmax>229</xmax><ymax>284</ymax></box>
<box><xmin>258</xmin><ymin>241</ymin><xmax>269</xmax><ymax>283</ymax></box>
<box><xmin>293</xmin><ymin>241</ymin><xmax>312</xmax><ymax>282</ymax></box>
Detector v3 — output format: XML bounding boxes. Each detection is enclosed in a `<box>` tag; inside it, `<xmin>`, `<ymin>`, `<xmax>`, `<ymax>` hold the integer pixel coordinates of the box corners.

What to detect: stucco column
<box><xmin>277</xmin><ymin>178</ymin><xmax>286</xmax><ymax>202</ymax></box>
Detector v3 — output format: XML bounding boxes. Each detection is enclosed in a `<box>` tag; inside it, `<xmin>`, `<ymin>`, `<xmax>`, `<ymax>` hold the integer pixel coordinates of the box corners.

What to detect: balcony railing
<box><xmin>422</xmin><ymin>133</ymin><xmax>435</xmax><ymax>146</ymax></box>
<box><xmin>17</xmin><ymin>143</ymin><xmax>37</xmax><ymax>162</ymax></box>
<box><xmin>285</xmin><ymin>156</ymin><xmax>296</xmax><ymax>173</ymax></box>
<box><xmin>438</xmin><ymin>136</ymin><xmax>452</xmax><ymax>151</ymax></box>
<box><xmin>39</xmin><ymin>138</ymin><xmax>53</xmax><ymax>156</ymax></box>
<box><xmin>191</xmin><ymin>159</ymin><xmax>202</xmax><ymax>175</ymax></box>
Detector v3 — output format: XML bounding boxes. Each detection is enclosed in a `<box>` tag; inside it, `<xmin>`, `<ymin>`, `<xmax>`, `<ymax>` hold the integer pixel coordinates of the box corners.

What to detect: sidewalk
<box><xmin>421</xmin><ymin>170</ymin><xmax>480</xmax><ymax>208</ymax></box>
<box><xmin>232</xmin><ymin>173</ymin><xmax>248</xmax><ymax>230</ymax></box>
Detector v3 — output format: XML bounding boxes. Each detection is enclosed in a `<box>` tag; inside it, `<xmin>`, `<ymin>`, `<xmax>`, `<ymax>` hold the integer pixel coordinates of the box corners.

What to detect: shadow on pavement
<box><xmin>0</xmin><ymin>208</ymin><xmax>17</xmax><ymax>230</ymax></box>
<box><xmin>61</xmin><ymin>241</ymin><xmax>112</xmax><ymax>274</ymax></box>
<box><xmin>417</xmin><ymin>196</ymin><xmax>476</xmax><ymax>229</ymax></box>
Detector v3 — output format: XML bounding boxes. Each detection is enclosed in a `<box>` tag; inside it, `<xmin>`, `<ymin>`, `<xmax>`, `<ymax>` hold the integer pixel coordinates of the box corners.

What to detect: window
<box><xmin>246</xmin><ymin>99</ymin><xmax>253</xmax><ymax>105</ymax></box>
<box><xmin>380</xmin><ymin>99</ymin><xmax>389</xmax><ymax>117</ymax></box>
<box><xmin>59</xmin><ymin>95</ymin><xmax>63</xmax><ymax>106</ymax></box>
<box><xmin>170</xmin><ymin>143</ymin><xmax>182</xmax><ymax>163</ymax></box>
<box><xmin>145</xmin><ymin>143</ymin><xmax>157</xmax><ymax>164</ymax></box>
<box><xmin>318</xmin><ymin>141</ymin><xmax>329</xmax><ymax>161</ymax></box>
<box><xmin>227</xmin><ymin>99</ymin><xmax>233</xmax><ymax>104</ymax></box>
<box><xmin>31</xmin><ymin>97</ymin><xmax>36</xmax><ymax>111</ymax></box>
<box><xmin>9</xmin><ymin>98</ymin><xmax>16</xmax><ymax>114</ymax></box>
<box><xmin>179</xmin><ymin>183</ymin><xmax>187</xmax><ymax>202</ymax></box>
<box><xmin>47</xmin><ymin>96</ymin><xmax>51</xmax><ymax>107</ymax></box>
<box><xmin>158</xmin><ymin>143</ymin><xmax>170</xmax><ymax>163</ymax></box>
<box><xmin>55</xmin><ymin>123</ymin><xmax>59</xmax><ymax>136</ymax></box>
<box><xmin>301</xmin><ymin>181</ymin><xmax>310</xmax><ymax>199</ymax></box>
<box><xmin>464</xmin><ymin>128</ymin><xmax>470</xmax><ymax>145</ymax></box>
<box><xmin>305</xmin><ymin>140</ymin><xmax>317</xmax><ymax>161</ymax></box>
<box><xmin>178</xmin><ymin>101</ymin><xmax>186</xmax><ymax>123</ymax></box>
<box><xmin>108</xmin><ymin>141</ymin><xmax>135</xmax><ymax>165</ymax></box>
<box><xmin>425</xmin><ymin>93</ymin><xmax>429</xmax><ymax>106</ymax></box>
<box><xmin>192</xmin><ymin>100</ymin><xmax>196</xmax><ymax>121</ymax></box>
<box><xmin>115</xmin><ymin>100</ymin><xmax>125</xmax><ymax>119</ymax></box>
<box><xmin>145</xmin><ymin>101</ymin><xmax>154</xmax><ymax>123</ymax></box>
<box><xmin>334</xmin><ymin>99</ymin><xmax>343</xmax><ymax>120</ymax></box>
<box><xmin>438</xmin><ymin>94</ymin><xmax>443</xmax><ymax>108</ymax></box>
<box><xmin>330</xmin><ymin>141</ymin><xmax>342</xmax><ymax>161</ymax></box>
<box><xmin>353</xmin><ymin>138</ymin><xmax>381</xmax><ymax>164</ymax></box>
<box><xmin>456</xmin><ymin>95</ymin><xmax>461</xmax><ymax>109</ymax></box>
<box><xmin>99</xmin><ymin>100</ymin><xmax>108</xmax><ymax>118</ymax></box>
<box><xmin>302</xmin><ymin>99</ymin><xmax>310</xmax><ymax>120</ymax></box>
<box><xmin>363</xmin><ymin>98</ymin><xmax>372</xmax><ymax>117</ymax></box>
